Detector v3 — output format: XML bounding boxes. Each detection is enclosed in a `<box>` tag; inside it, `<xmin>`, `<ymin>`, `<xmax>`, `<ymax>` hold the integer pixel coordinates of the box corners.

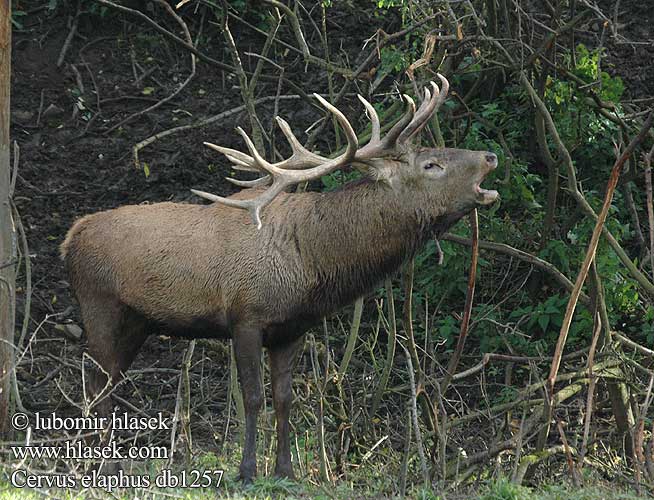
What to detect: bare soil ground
<box><xmin>597</xmin><ymin>0</ymin><xmax>654</xmax><ymax>99</ymax></box>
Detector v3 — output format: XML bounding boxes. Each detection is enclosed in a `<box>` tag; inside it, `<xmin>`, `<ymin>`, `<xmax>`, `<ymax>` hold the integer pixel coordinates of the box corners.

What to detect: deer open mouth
<box><xmin>475</xmin><ymin>183</ymin><xmax>499</xmax><ymax>205</ymax></box>
<box><xmin>474</xmin><ymin>153</ymin><xmax>499</xmax><ymax>205</ymax></box>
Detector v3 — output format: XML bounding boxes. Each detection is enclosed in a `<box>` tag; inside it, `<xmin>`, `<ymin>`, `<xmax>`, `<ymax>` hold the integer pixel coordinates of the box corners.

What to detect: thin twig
<box><xmin>9</xmin><ymin>141</ymin><xmax>18</xmax><ymax>199</ymax></box>
<box><xmin>635</xmin><ymin>374</ymin><xmax>654</xmax><ymax>486</ymax></box>
<box><xmin>12</xmin><ymin>202</ymin><xmax>31</xmax><ymax>351</ymax></box>
<box><xmin>578</xmin><ymin>309</ymin><xmax>601</xmax><ymax>466</ymax></box>
<box><xmin>556</xmin><ymin>416</ymin><xmax>579</xmax><ymax>486</ymax></box>
<box><xmin>336</xmin><ymin>297</ymin><xmax>363</xmax><ymax>384</ymax></box>
<box><xmin>614</xmin><ymin>331</ymin><xmax>654</xmax><ymax>358</ymax></box>
<box><xmin>35</xmin><ymin>89</ymin><xmax>45</xmax><ymax>128</ymax></box>
<box><xmin>403</xmin><ymin>260</ymin><xmax>423</xmax><ymax>384</ymax></box>
<box><xmin>371</xmin><ymin>279</ymin><xmax>397</xmax><ymax>416</ymax></box>
<box><xmin>441</xmin><ymin>209</ymin><xmax>479</xmax><ymax>393</ymax></box>
<box><xmin>644</xmin><ymin>145</ymin><xmax>654</xmax><ymax>278</ymax></box>
<box><xmin>56</xmin><ymin>0</ymin><xmax>81</xmax><ymax>67</ymax></box>
<box><xmin>399</xmin><ymin>340</ymin><xmax>428</xmax><ymax>487</ymax></box>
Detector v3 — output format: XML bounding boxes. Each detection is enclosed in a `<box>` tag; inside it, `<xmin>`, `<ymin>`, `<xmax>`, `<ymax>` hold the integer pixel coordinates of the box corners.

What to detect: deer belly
<box><xmin>153</xmin><ymin>316</ymin><xmax>231</xmax><ymax>340</ymax></box>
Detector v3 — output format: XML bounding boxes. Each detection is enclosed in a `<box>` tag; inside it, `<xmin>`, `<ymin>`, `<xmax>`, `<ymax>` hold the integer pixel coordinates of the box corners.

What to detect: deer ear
<box><xmin>352</xmin><ymin>160</ymin><xmax>393</xmax><ymax>183</ymax></box>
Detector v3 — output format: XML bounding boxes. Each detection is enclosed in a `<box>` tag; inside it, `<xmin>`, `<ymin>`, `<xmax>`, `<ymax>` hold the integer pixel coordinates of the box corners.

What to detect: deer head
<box><xmin>192</xmin><ymin>74</ymin><xmax>499</xmax><ymax>228</ymax></box>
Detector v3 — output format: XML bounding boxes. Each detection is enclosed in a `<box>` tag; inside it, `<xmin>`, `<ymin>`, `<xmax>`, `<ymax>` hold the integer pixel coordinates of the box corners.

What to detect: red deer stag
<box><xmin>61</xmin><ymin>74</ymin><xmax>498</xmax><ymax>482</ymax></box>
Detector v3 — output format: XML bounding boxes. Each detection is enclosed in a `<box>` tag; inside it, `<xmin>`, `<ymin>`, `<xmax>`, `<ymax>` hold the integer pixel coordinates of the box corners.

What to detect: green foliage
<box><xmin>196</xmin><ymin>451</ymin><xmax>221</xmax><ymax>469</ymax></box>
<box><xmin>539</xmin><ymin>240</ymin><xmax>573</xmax><ymax>275</ymax></box>
<box><xmin>480</xmin><ymin>479</ymin><xmax>532</xmax><ymax>500</ymax></box>
<box><xmin>573</xmin><ymin>44</ymin><xmax>624</xmax><ymax>102</ymax></box>
<box><xmin>409</xmin><ymin>489</ymin><xmax>444</xmax><ymax>500</ymax></box>
<box><xmin>435</xmin><ymin>314</ymin><xmax>459</xmax><ymax>348</ymax></box>
<box><xmin>86</xmin><ymin>2</ymin><xmax>109</xmax><ymax>18</ymax></box>
<box><xmin>508</xmin><ymin>296</ymin><xmax>593</xmax><ymax>350</ymax></box>
<box><xmin>199</xmin><ymin>0</ymin><xmax>268</xmax><ymax>26</ymax></box>
<box><xmin>643</xmin><ymin>306</ymin><xmax>654</xmax><ymax>345</ymax></box>
<box><xmin>243</xmin><ymin>477</ymin><xmax>299</xmax><ymax>498</ymax></box>
<box><xmin>379</xmin><ymin>45</ymin><xmax>409</xmax><ymax>74</ymax></box>
<box><xmin>376</xmin><ymin>0</ymin><xmax>405</xmax><ymax>7</ymax></box>
<box><xmin>200</xmin><ymin>0</ymin><xmax>249</xmax><ymax>13</ymax></box>
<box><xmin>227</xmin><ymin>0</ymin><xmax>249</xmax><ymax>12</ymax></box>
<box><xmin>476</xmin><ymin>479</ymin><xmax>647</xmax><ymax>500</ymax></box>
<box><xmin>545</xmin><ymin>47</ymin><xmax>623</xmax><ymax>181</ymax></box>
<box><xmin>511</xmin><ymin>295</ymin><xmax>566</xmax><ymax>337</ymax></box>
<box><xmin>321</xmin><ymin>169</ymin><xmax>361</xmax><ymax>191</ymax></box>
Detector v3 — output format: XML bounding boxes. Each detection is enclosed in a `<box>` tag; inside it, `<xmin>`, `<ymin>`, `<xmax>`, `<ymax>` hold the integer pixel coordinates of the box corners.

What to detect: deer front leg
<box><xmin>233</xmin><ymin>326</ymin><xmax>263</xmax><ymax>483</ymax></box>
<box><xmin>268</xmin><ymin>338</ymin><xmax>303</xmax><ymax>479</ymax></box>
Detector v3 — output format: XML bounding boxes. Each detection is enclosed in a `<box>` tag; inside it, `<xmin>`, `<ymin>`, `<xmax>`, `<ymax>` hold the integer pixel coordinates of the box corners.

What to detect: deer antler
<box><xmin>192</xmin><ymin>94</ymin><xmax>358</xmax><ymax>229</ymax></box>
<box><xmin>193</xmin><ymin>74</ymin><xmax>450</xmax><ymax>228</ymax></box>
<box><xmin>397</xmin><ymin>73</ymin><xmax>449</xmax><ymax>143</ymax></box>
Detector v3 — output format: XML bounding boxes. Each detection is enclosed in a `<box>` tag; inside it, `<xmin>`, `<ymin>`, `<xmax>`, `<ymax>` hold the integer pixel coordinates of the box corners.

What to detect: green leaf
<box><xmin>538</xmin><ymin>315</ymin><xmax>550</xmax><ymax>333</ymax></box>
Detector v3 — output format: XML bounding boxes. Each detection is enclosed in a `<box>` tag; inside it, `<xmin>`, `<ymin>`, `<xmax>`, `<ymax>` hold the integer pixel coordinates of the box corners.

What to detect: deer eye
<box><xmin>424</xmin><ymin>162</ymin><xmax>443</xmax><ymax>171</ymax></box>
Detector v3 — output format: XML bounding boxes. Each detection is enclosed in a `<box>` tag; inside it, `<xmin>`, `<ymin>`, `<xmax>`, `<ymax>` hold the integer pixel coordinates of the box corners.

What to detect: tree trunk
<box><xmin>0</xmin><ymin>0</ymin><xmax>15</xmax><ymax>437</ymax></box>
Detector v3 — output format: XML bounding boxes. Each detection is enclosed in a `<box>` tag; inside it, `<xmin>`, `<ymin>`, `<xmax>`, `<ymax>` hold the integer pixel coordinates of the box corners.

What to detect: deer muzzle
<box><xmin>475</xmin><ymin>153</ymin><xmax>499</xmax><ymax>205</ymax></box>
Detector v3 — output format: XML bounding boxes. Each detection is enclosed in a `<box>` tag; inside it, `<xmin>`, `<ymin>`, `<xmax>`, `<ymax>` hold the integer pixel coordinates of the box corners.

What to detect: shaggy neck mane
<box><xmin>278</xmin><ymin>178</ymin><xmax>457</xmax><ymax>315</ymax></box>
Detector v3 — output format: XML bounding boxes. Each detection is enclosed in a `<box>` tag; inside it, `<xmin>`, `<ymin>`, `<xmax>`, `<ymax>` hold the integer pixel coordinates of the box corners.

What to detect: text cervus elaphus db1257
<box><xmin>61</xmin><ymin>74</ymin><xmax>498</xmax><ymax>482</ymax></box>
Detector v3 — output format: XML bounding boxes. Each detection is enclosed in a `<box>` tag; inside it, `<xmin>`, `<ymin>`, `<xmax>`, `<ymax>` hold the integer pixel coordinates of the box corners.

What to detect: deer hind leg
<box><xmin>268</xmin><ymin>338</ymin><xmax>303</xmax><ymax>479</ymax></box>
<box><xmin>81</xmin><ymin>296</ymin><xmax>148</xmax><ymax>472</ymax></box>
<box><xmin>80</xmin><ymin>295</ymin><xmax>148</xmax><ymax>474</ymax></box>
<box><xmin>232</xmin><ymin>325</ymin><xmax>263</xmax><ymax>483</ymax></box>
<box><xmin>81</xmin><ymin>296</ymin><xmax>148</xmax><ymax>413</ymax></box>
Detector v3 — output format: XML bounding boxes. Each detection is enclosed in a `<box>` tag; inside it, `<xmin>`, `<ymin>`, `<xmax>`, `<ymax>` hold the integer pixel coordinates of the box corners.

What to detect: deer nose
<box><xmin>485</xmin><ymin>153</ymin><xmax>498</xmax><ymax>169</ymax></box>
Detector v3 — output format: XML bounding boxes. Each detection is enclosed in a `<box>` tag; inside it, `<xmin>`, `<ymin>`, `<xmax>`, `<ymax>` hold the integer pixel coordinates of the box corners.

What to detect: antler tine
<box><xmin>191</xmin><ymin>188</ymin><xmax>239</xmax><ymax>205</ymax></box>
<box><xmin>357</xmin><ymin>95</ymin><xmax>381</xmax><ymax>143</ymax></box>
<box><xmin>192</xmin><ymin>178</ymin><xmax>287</xmax><ymax>230</ymax></box>
<box><xmin>415</xmin><ymin>86</ymin><xmax>433</xmax><ymax>118</ymax></box>
<box><xmin>204</xmin><ymin>142</ymin><xmax>261</xmax><ymax>173</ymax></box>
<box><xmin>205</xmin><ymin>118</ymin><xmax>326</xmax><ymax>174</ymax></box>
<box><xmin>232</xmin><ymin>164</ymin><xmax>261</xmax><ymax>173</ymax></box>
<box><xmin>205</xmin><ymin>142</ymin><xmax>254</xmax><ymax>165</ymax></box>
<box><xmin>397</xmin><ymin>81</ymin><xmax>439</xmax><ymax>143</ymax></box>
<box><xmin>357</xmin><ymin>94</ymin><xmax>416</xmax><ymax>156</ymax></box>
<box><xmin>355</xmin><ymin>94</ymin><xmax>416</xmax><ymax>159</ymax></box>
<box><xmin>398</xmin><ymin>73</ymin><xmax>450</xmax><ymax>143</ymax></box>
<box><xmin>225</xmin><ymin>155</ymin><xmax>256</xmax><ymax>170</ymax></box>
<box><xmin>226</xmin><ymin>175</ymin><xmax>271</xmax><ymax>188</ymax></box>
<box><xmin>435</xmin><ymin>73</ymin><xmax>449</xmax><ymax>108</ymax></box>
<box><xmin>313</xmin><ymin>94</ymin><xmax>357</xmax><ymax>138</ymax></box>
<box><xmin>235</xmin><ymin>127</ymin><xmax>286</xmax><ymax>176</ymax></box>
<box><xmin>274</xmin><ymin>117</ymin><xmax>326</xmax><ymax>169</ymax></box>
